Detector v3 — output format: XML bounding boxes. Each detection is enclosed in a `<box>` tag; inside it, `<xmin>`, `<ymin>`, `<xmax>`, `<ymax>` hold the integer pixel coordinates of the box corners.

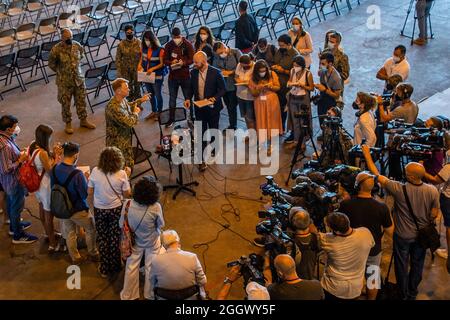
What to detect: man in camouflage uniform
<box><xmin>48</xmin><ymin>28</ymin><xmax>96</xmax><ymax>134</ymax></box>
<box><xmin>322</xmin><ymin>30</ymin><xmax>350</xmax><ymax>98</ymax></box>
<box><xmin>105</xmin><ymin>78</ymin><xmax>150</xmax><ymax>168</ymax></box>
<box><xmin>116</xmin><ymin>25</ymin><xmax>142</xmax><ymax>102</ymax></box>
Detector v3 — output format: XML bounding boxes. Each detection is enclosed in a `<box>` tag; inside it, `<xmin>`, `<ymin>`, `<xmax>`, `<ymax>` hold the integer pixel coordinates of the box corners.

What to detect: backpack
<box><xmin>18</xmin><ymin>149</ymin><xmax>44</xmax><ymax>193</ymax></box>
<box><xmin>50</xmin><ymin>166</ymin><xmax>79</xmax><ymax>219</ymax></box>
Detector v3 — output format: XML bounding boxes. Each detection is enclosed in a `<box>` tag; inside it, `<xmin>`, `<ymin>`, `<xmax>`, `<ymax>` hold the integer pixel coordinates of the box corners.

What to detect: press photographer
<box><xmin>378</xmin><ymin>82</ymin><xmax>418</xmax><ymax>124</ymax></box>
<box><xmin>362</xmin><ymin>145</ymin><xmax>441</xmax><ymax>300</ymax></box>
<box><xmin>318</xmin><ymin>107</ymin><xmax>354</xmax><ymax>166</ymax></box>
<box><xmin>353</xmin><ymin>92</ymin><xmax>377</xmax><ymax>148</ymax></box>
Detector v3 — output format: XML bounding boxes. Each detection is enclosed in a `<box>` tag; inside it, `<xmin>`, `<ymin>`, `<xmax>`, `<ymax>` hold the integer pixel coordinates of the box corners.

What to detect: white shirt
<box><xmin>289</xmin><ymin>68</ymin><xmax>308</xmax><ymax>96</ymax></box>
<box><xmin>88</xmin><ymin>167</ymin><xmax>131</xmax><ymax>209</ymax></box>
<box><xmin>198</xmin><ymin>66</ymin><xmax>208</xmax><ymax>100</ymax></box>
<box><xmin>320</xmin><ymin>227</ymin><xmax>374</xmax><ymax>299</ymax></box>
<box><xmin>354</xmin><ymin>111</ymin><xmax>377</xmax><ymax>147</ymax></box>
<box><xmin>235</xmin><ymin>63</ymin><xmax>255</xmax><ymax>101</ymax></box>
<box><xmin>383</xmin><ymin>57</ymin><xmax>410</xmax><ymax>81</ymax></box>
<box><xmin>438</xmin><ymin>164</ymin><xmax>450</xmax><ymax>198</ymax></box>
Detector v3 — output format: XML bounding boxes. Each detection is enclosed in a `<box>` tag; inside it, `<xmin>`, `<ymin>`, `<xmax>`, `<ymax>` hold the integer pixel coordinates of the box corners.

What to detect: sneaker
<box><xmin>413</xmin><ymin>38</ymin><xmax>427</xmax><ymax>46</ymax></box>
<box><xmin>165</xmin><ymin>121</ymin><xmax>174</xmax><ymax>128</ymax></box>
<box><xmin>284</xmin><ymin>133</ymin><xmax>295</xmax><ymax>144</ymax></box>
<box><xmin>252</xmin><ymin>237</ymin><xmax>265</xmax><ymax>248</ymax></box>
<box><xmin>12</xmin><ymin>233</ymin><xmax>38</xmax><ymax>244</ymax></box>
<box><xmin>8</xmin><ymin>221</ymin><xmax>32</xmax><ymax>236</ymax></box>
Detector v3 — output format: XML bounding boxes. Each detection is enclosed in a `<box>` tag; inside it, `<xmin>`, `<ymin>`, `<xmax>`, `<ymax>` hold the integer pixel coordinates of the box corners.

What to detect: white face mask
<box><xmin>12</xmin><ymin>125</ymin><xmax>20</xmax><ymax>137</ymax></box>
<box><xmin>293</xmin><ymin>66</ymin><xmax>302</xmax><ymax>74</ymax></box>
<box><xmin>200</xmin><ymin>34</ymin><xmax>208</xmax><ymax>42</ymax></box>
<box><xmin>145</xmin><ymin>40</ymin><xmax>151</xmax><ymax>47</ymax></box>
<box><xmin>328</xmin><ymin>42</ymin><xmax>336</xmax><ymax>49</ymax></box>
<box><xmin>259</xmin><ymin>72</ymin><xmax>266</xmax><ymax>78</ymax></box>
<box><xmin>393</xmin><ymin>55</ymin><xmax>401</xmax><ymax>63</ymax></box>
<box><xmin>292</xmin><ymin>25</ymin><xmax>300</xmax><ymax>32</ymax></box>
<box><xmin>220</xmin><ymin>52</ymin><xmax>227</xmax><ymax>59</ymax></box>
<box><xmin>173</xmin><ymin>38</ymin><xmax>182</xmax><ymax>46</ymax></box>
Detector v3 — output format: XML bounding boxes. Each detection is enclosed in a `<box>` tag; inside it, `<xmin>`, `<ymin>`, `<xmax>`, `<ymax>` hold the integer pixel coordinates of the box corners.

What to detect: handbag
<box><xmin>120</xmin><ymin>200</ymin><xmax>148</xmax><ymax>260</ymax></box>
<box><xmin>402</xmin><ymin>184</ymin><xmax>441</xmax><ymax>252</ymax></box>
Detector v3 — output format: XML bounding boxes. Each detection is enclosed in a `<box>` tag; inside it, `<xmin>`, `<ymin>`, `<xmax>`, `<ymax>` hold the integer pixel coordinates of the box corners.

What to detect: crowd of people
<box><xmin>0</xmin><ymin>0</ymin><xmax>448</xmax><ymax>301</ymax></box>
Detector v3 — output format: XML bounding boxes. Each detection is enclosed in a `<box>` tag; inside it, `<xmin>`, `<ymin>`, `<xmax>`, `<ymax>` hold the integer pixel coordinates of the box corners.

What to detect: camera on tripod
<box><xmin>322</xmin><ymin>115</ymin><xmax>343</xmax><ymax>128</ymax></box>
<box><xmin>255</xmin><ymin>211</ymin><xmax>292</xmax><ymax>254</ymax></box>
<box><xmin>227</xmin><ymin>253</ymin><xmax>265</xmax><ymax>287</ymax></box>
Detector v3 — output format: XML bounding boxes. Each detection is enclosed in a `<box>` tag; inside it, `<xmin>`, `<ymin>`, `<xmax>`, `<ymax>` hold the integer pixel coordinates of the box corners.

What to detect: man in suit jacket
<box><xmin>184</xmin><ymin>51</ymin><xmax>226</xmax><ymax>171</ymax></box>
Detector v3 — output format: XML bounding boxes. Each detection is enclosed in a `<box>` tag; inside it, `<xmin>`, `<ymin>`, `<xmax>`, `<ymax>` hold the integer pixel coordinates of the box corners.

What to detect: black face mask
<box><xmin>126</xmin><ymin>33</ymin><xmax>134</xmax><ymax>40</ymax></box>
<box><xmin>65</xmin><ymin>38</ymin><xmax>73</xmax><ymax>45</ymax></box>
<box><xmin>395</xmin><ymin>94</ymin><xmax>403</xmax><ymax>101</ymax></box>
<box><xmin>279</xmin><ymin>48</ymin><xmax>287</xmax><ymax>54</ymax></box>
<box><xmin>386</xmin><ymin>83</ymin><xmax>394</xmax><ymax>91</ymax></box>
<box><xmin>352</xmin><ymin>102</ymin><xmax>360</xmax><ymax>110</ymax></box>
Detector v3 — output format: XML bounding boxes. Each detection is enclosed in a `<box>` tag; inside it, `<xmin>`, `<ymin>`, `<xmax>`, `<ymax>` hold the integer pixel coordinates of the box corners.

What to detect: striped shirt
<box><xmin>0</xmin><ymin>131</ymin><xmax>21</xmax><ymax>194</ymax></box>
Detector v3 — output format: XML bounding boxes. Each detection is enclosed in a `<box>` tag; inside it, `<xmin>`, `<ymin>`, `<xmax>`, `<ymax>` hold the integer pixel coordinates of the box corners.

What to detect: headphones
<box><xmin>397</xmin><ymin>83</ymin><xmax>413</xmax><ymax>99</ymax></box>
<box><xmin>328</xmin><ymin>106</ymin><xmax>342</xmax><ymax>118</ymax></box>
<box><xmin>354</xmin><ymin>172</ymin><xmax>376</xmax><ymax>193</ymax></box>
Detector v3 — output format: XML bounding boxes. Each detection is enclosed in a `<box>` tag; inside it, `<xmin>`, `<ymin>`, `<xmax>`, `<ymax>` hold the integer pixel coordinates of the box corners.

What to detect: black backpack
<box><xmin>50</xmin><ymin>166</ymin><xmax>79</xmax><ymax>219</ymax></box>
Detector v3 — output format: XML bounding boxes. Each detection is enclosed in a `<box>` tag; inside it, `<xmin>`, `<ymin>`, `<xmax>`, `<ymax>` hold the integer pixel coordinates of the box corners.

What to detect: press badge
<box><xmin>172</xmin><ymin>53</ymin><xmax>178</xmax><ymax>58</ymax></box>
<box><xmin>260</xmin><ymin>95</ymin><xmax>267</xmax><ymax>101</ymax></box>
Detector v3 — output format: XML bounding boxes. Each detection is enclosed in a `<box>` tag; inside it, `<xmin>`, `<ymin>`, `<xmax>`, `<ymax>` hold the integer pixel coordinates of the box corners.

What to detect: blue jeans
<box><xmin>6</xmin><ymin>183</ymin><xmax>26</xmax><ymax>239</ymax></box>
<box><xmin>145</xmin><ymin>79</ymin><xmax>164</xmax><ymax>113</ymax></box>
<box><xmin>393</xmin><ymin>233</ymin><xmax>427</xmax><ymax>300</ymax></box>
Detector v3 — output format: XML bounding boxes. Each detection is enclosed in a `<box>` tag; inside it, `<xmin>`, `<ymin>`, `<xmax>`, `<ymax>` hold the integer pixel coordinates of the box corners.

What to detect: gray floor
<box><xmin>0</xmin><ymin>0</ymin><xmax>449</xmax><ymax>299</ymax></box>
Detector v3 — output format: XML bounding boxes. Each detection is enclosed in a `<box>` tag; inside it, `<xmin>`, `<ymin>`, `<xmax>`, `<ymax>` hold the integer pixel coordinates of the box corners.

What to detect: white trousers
<box><xmin>120</xmin><ymin>245</ymin><xmax>165</xmax><ymax>300</ymax></box>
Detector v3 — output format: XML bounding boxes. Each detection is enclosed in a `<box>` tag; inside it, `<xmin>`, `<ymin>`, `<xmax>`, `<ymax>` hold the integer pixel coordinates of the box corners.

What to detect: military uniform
<box><xmin>116</xmin><ymin>38</ymin><xmax>142</xmax><ymax>101</ymax></box>
<box><xmin>322</xmin><ymin>48</ymin><xmax>350</xmax><ymax>83</ymax></box>
<box><xmin>48</xmin><ymin>40</ymin><xmax>88</xmax><ymax>124</ymax></box>
<box><xmin>105</xmin><ymin>96</ymin><xmax>141</xmax><ymax>168</ymax></box>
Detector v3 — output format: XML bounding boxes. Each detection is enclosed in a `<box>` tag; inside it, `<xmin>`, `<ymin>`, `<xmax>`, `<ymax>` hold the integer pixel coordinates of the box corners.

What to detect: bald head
<box><xmin>405</xmin><ymin>162</ymin><xmax>425</xmax><ymax>182</ymax></box>
<box><xmin>193</xmin><ymin>51</ymin><xmax>208</xmax><ymax>70</ymax></box>
<box><xmin>356</xmin><ymin>171</ymin><xmax>375</xmax><ymax>194</ymax></box>
<box><xmin>274</xmin><ymin>254</ymin><xmax>297</xmax><ymax>279</ymax></box>
<box><xmin>290</xmin><ymin>207</ymin><xmax>311</xmax><ymax>231</ymax></box>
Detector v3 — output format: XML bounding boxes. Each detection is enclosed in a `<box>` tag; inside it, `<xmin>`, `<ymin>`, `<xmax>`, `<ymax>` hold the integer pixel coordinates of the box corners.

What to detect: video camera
<box><xmin>227</xmin><ymin>253</ymin><xmax>265</xmax><ymax>287</ymax></box>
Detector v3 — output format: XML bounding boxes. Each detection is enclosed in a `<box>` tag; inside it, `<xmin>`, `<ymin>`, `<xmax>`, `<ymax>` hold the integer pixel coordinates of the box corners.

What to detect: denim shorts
<box><xmin>440</xmin><ymin>194</ymin><xmax>450</xmax><ymax>227</ymax></box>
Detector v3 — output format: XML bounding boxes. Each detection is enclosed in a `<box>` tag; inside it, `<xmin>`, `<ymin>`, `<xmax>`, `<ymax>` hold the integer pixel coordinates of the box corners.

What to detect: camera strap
<box><xmin>401</xmin><ymin>184</ymin><xmax>421</xmax><ymax>232</ymax></box>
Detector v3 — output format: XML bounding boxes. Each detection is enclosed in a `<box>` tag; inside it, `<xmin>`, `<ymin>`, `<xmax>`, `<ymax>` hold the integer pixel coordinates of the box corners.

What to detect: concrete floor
<box><xmin>0</xmin><ymin>0</ymin><xmax>449</xmax><ymax>299</ymax></box>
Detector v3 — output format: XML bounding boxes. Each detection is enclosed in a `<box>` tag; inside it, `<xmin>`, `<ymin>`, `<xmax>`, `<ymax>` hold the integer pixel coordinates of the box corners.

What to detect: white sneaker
<box><xmin>436</xmin><ymin>248</ymin><xmax>448</xmax><ymax>259</ymax></box>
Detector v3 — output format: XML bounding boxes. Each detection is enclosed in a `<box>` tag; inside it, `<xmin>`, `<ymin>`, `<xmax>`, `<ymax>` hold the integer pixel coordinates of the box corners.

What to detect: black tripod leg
<box><xmin>401</xmin><ymin>0</ymin><xmax>414</xmax><ymax>36</ymax></box>
<box><xmin>285</xmin><ymin>131</ymin><xmax>306</xmax><ymax>186</ymax></box>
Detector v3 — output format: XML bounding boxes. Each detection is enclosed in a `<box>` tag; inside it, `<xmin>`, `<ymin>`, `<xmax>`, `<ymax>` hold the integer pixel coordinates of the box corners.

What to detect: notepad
<box><xmin>137</xmin><ymin>71</ymin><xmax>155</xmax><ymax>84</ymax></box>
<box><xmin>193</xmin><ymin>99</ymin><xmax>214</xmax><ymax>108</ymax></box>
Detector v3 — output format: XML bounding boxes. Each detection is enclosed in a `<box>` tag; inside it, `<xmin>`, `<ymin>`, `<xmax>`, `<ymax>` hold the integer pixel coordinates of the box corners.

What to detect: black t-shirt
<box><xmin>339</xmin><ymin>197</ymin><xmax>392</xmax><ymax>256</ymax></box>
<box><xmin>268</xmin><ymin>279</ymin><xmax>324</xmax><ymax>300</ymax></box>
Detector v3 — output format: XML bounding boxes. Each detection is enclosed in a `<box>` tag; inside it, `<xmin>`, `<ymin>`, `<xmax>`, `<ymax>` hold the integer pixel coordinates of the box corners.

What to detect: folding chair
<box><xmin>210</xmin><ymin>25</ymin><xmax>221</xmax><ymax>40</ymax></box>
<box><xmin>266</xmin><ymin>1</ymin><xmax>288</xmax><ymax>39</ymax></box>
<box><xmin>130</xmin><ymin>127</ymin><xmax>158</xmax><ymax>181</ymax></box>
<box><xmin>136</xmin><ymin>0</ymin><xmax>153</xmax><ymax>12</ymax></box>
<box><xmin>7</xmin><ymin>0</ymin><xmax>26</xmax><ymax>26</ymax></box>
<box><xmin>0</xmin><ymin>4</ymin><xmax>9</xmax><ymax>29</ymax></box>
<box><xmin>57</xmin><ymin>11</ymin><xmax>76</xmax><ymax>30</ymax></box>
<box><xmin>76</xmin><ymin>5</ymin><xmax>94</xmax><ymax>33</ymax></box>
<box><xmin>39</xmin><ymin>39</ymin><xmax>59</xmax><ymax>81</ymax></box>
<box><xmin>157</xmin><ymin>35</ymin><xmax>169</xmax><ymax>46</ymax></box>
<box><xmin>253</xmin><ymin>7</ymin><xmax>270</xmax><ymax>39</ymax></box>
<box><xmin>124</xmin><ymin>0</ymin><xmax>142</xmax><ymax>20</ymax></box>
<box><xmin>43</xmin><ymin>0</ymin><xmax>63</xmax><ymax>17</ymax></box>
<box><xmin>0</xmin><ymin>29</ymin><xmax>17</xmax><ymax>55</ymax></box>
<box><xmin>299</xmin><ymin>0</ymin><xmax>320</xmax><ymax>27</ymax></box>
<box><xmin>134</xmin><ymin>12</ymin><xmax>152</xmax><ymax>36</ymax></box>
<box><xmin>106</xmin><ymin>0</ymin><xmax>127</xmax><ymax>31</ymax></box>
<box><xmin>109</xmin><ymin>19</ymin><xmax>137</xmax><ymax>55</ymax></box>
<box><xmin>35</xmin><ymin>16</ymin><xmax>58</xmax><ymax>44</ymax></box>
<box><xmin>179</xmin><ymin>0</ymin><xmax>200</xmax><ymax>31</ymax></box>
<box><xmin>105</xmin><ymin>60</ymin><xmax>116</xmax><ymax>97</ymax></box>
<box><xmin>192</xmin><ymin>0</ymin><xmax>215</xmax><ymax>25</ymax></box>
<box><xmin>166</xmin><ymin>2</ymin><xmax>186</xmax><ymax>34</ymax></box>
<box><xmin>0</xmin><ymin>52</ymin><xmax>19</xmax><ymax>100</ymax></box>
<box><xmin>219</xmin><ymin>20</ymin><xmax>236</xmax><ymax>45</ymax></box>
<box><xmin>84</xmin><ymin>26</ymin><xmax>112</xmax><ymax>67</ymax></box>
<box><xmin>213</xmin><ymin>0</ymin><xmax>237</xmax><ymax>24</ymax></box>
<box><xmin>14</xmin><ymin>45</ymin><xmax>48</xmax><ymax>91</ymax></box>
<box><xmin>15</xmin><ymin>22</ymin><xmax>36</xmax><ymax>50</ymax></box>
<box><xmin>88</xmin><ymin>1</ymin><xmax>109</xmax><ymax>28</ymax></box>
<box><xmin>84</xmin><ymin>63</ymin><xmax>110</xmax><ymax>112</ymax></box>
<box><xmin>72</xmin><ymin>31</ymin><xmax>85</xmax><ymax>45</ymax></box>
<box><xmin>25</xmin><ymin>0</ymin><xmax>45</xmax><ymax>22</ymax></box>
<box><xmin>148</xmin><ymin>8</ymin><xmax>169</xmax><ymax>35</ymax></box>
<box><xmin>312</xmin><ymin>0</ymin><xmax>340</xmax><ymax>21</ymax></box>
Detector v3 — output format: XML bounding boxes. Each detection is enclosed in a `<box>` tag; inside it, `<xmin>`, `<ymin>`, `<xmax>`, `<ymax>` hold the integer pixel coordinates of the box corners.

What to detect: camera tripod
<box><xmin>401</xmin><ymin>0</ymin><xmax>434</xmax><ymax>45</ymax></box>
<box><xmin>318</xmin><ymin>123</ymin><xmax>348</xmax><ymax>166</ymax></box>
<box><xmin>286</xmin><ymin>112</ymin><xmax>320</xmax><ymax>185</ymax></box>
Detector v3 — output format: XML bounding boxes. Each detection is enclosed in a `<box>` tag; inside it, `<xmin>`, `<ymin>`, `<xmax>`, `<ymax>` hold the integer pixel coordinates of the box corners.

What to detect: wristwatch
<box><xmin>223</xmin><ymin>277</ymin><xmax>233</xmax><ymax>285</ymax></box>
